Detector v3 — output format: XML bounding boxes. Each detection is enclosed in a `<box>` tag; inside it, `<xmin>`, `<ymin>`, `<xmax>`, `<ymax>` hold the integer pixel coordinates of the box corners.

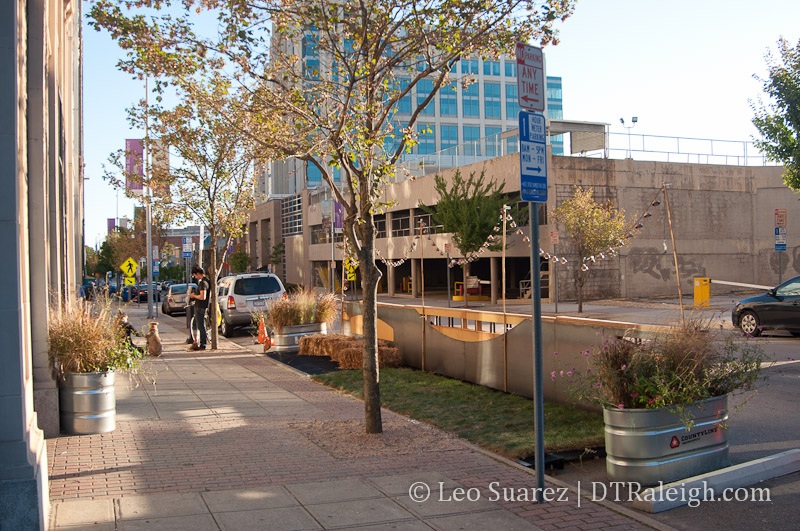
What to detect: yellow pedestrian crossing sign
<box><xmin>120</xmin><ymin>257</ymin><xmax>138</xmax><ymax>277</ymax></box>
<box><xmin>124</xmin><ymin>277</ymin><xmax>136</xmax><ymax>286</ymax></box>
<box><xmin>344</xmin><ymin>257</ymin><xmax>358</xmax><ymax>281</ymax></box>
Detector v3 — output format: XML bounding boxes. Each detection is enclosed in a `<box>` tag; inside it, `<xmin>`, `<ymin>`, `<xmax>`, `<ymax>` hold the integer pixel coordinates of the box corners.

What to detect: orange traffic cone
<box><xmin>257</xmin><ymin>316</ymin><xmax>267</xmax><ymax>344</ymax></box>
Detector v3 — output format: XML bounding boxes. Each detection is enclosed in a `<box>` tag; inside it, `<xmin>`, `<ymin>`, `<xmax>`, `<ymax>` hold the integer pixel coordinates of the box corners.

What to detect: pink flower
<box><xmin>595</xmin><ymin>382</ymin><xmax>602</xmax><ymax>387</ymax></box>
<box><xmin>621</xmin><ymin>364</ymin><xmax>627</xmax><ymax>370</ymax></box>
<box><xmin>618</xmin><ymin>404</ymin><xmax>625</xmax><ymax>409</ymax></box>
<box><xmin>553</xmin><ymin>351</ymin><xmax>559</xmax><ymax>356</ymax></box>
<box><xmin>560</xmin><ymin>370</ymin><xmax>564</xmax><ymax>377</ymax></box>
<box><xmin>630</xmin><ymin>393</ymin><xmax>639</xmax><ymax>398</ymax></box>
<box><xmin>567</xmin><ymin>371</ymin><xmax>573</xmax><ymax>377</ymax></box>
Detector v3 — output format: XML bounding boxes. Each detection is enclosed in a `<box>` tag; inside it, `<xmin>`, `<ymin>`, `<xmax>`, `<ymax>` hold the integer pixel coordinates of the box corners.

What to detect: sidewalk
<box><xmin>47</xmin><ymin>305</ymin><xmax>671</xmax><ymax>530</ymax></box>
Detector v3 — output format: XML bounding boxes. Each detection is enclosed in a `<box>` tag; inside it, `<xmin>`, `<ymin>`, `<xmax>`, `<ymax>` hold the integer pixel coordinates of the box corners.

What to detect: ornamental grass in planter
<box><xmin>48</xmin><ymin>295</ymin><xmax>144</xmax><ymax>377</ymax></box>
<box><xmin>257</xmin><ymin>287</ymin><xmax>338</xmax><ymax>330</ymax></box>
<box><xmin>48</xmin><ymin>295</ymin><xmax>146</xmax><ymax>434</ymax></box>
<box><xmin>555</xmin><ymin>320</ymin><xmax>767</xmax><ymax>484</ymax></box>
<box><xmin>254</xmin><ymin>287</ymin><xmax>339</xmax><ymax>353</ymax></box>
<box><xmin>555</xmin><ymin>321</ymin><xmax>766</xmax><ymax>415</ymax></box>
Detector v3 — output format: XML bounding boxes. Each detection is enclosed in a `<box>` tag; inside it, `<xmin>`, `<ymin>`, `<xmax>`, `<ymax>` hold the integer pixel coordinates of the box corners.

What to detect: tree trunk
<box><xmin>358</xmin><ymin>225</ymin><xmax>383</xmax><ymax>434</ymax></box>
<box><xmin>208</xmin><ymin>228</ymin><xmax>219</xmax><ymax>349</ymax></box>
<box><xmin>576</xmin><ymin>269</ymin><xmax>585</xmax><ymax>313</ymax></box>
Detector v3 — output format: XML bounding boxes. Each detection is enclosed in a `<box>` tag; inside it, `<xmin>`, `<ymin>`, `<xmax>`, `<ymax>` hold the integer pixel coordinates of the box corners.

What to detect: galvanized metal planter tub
<box><xmin>60</xmin><ymin>371</ymin><xmax>116</xmax><ymax>435</ymax></box>
<box><xmin>272</xmin><ymin>323</ymin><xmax>327</xmax><ymax>353</ymax></box>
<box><xmin>604</xmin><ymin>394</ymin><xmax>729</xmax><ymax>485</ymax></box>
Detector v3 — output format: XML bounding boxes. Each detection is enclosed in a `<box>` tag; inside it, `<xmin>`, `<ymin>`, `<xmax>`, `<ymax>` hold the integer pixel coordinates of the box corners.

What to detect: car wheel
<box><xmin>221</xmin><ymin>318</ymin><xmax>233</xmax><ymax>338</ymax></box>
<box><xmin>739</xmin><ymin>311</ymin><xmax>761</xmax><ymax>337</ymax></box>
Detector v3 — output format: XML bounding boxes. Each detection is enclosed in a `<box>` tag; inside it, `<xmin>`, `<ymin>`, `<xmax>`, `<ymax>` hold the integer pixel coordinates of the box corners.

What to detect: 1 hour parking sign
<box><xmin>519</xmin><ymin>110</ymin><xmax>548</xmax><ymax>202</ymax></box>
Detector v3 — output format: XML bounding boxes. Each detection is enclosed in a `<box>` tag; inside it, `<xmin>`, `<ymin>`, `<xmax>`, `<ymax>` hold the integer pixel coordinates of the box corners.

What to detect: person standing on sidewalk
<box><xmin>189</xmin><ymin>266</ymin><xmax>210</xmax><ymax>350</ymax></box>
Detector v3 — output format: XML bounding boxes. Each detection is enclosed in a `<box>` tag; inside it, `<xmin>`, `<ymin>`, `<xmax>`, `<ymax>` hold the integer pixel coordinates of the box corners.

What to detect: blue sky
<box><xmin>82</xmin><ymin>0</ymin><xmax>800</xmax><ymax>249</ymax></box>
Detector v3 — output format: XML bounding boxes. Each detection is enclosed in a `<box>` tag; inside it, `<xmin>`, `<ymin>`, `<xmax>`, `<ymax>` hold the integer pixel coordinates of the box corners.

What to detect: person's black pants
<box><xmin>193</xmin><ymin>305</ymin><xmax>208</xmax><ymax>347</ymax></box>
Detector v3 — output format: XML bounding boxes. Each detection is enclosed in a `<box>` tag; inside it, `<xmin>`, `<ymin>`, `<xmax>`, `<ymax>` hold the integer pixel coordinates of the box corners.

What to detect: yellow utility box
<box><xmin>694</xmin><ymin>277</ymin><xmax>710</xmax><ymax>307</ymax></box>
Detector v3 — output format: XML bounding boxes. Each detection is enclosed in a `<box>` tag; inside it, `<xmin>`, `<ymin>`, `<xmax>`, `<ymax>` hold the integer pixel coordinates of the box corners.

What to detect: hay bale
<box><xmin>378</xmin><ymin>346</ymin><xmax>402</xmax><ymax>368</ymax></box>
<box><xmin>298</xmin><ymin>333</ymin><xmax>403</xmax><ymax>369</ymax></box>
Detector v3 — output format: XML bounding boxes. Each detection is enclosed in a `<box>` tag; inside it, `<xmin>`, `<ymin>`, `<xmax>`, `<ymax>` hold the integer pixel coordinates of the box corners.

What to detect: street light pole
<box><xmin>620</xmin><ymin>116</ymin><xmax>638</xmax><ymax>159</ymax></box>
<box><xmin>145</xmin><ymin>77</ymin><xmax>154</xmax><ymax>319</ymax></box>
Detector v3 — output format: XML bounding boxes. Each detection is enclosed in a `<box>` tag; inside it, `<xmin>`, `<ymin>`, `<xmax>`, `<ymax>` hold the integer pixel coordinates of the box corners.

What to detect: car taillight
<box><xmin>168</xmin><ymin>296</ymin><xmax>174</xmax><ymax>303</ymax></box>
<box><xmin>282</xmin><ymin>292</ymin><xmax>288</xmax><ymax>300</ymax></box>
<box><xmin>227</xmin><ymin>295</ymin><xmax>236</xmax><ymax>310</ymax></box>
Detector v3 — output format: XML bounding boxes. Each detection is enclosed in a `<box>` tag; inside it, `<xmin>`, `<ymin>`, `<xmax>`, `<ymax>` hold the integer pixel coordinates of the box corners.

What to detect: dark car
<box><xmin>136</xmin><ymin>283</ymin><xmax>161</xmax><ymax>303</ymax></box>
<box><xmin>732</xmin><ymin>276</ymin><xmax>800</xmax><ymax>336</ymax></box>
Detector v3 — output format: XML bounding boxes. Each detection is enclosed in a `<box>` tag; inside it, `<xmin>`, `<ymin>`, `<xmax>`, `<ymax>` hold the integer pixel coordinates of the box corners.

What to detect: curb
<box><xmin>632</xmin><ymin>449</ymin><xmax>800</xmax><ymax>513</ymax></box>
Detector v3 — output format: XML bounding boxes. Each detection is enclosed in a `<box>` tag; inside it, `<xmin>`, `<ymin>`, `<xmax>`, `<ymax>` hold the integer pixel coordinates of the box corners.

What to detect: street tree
<box><xmin>89</xmin><ymin>0</ymin><xmax>575</xmax><ymax>433</ymax></box>
<box><xmin>141</xmin><ymin>81</ymin><xmax>262</xmax><ymax>350</ymax></box>
<box><xmin>552</xmin><ymin>187</ymin><xmax>628</xmax><ymax>313</ymax></box>
<box><xmin>752</xmin><ymin>38</ymin><xmax>800</xmax><ymax>191</ymax></box>
<box><xmin>100</xmin><ymin>79</ymin><xmax>262</xmax><ymax>349</ymax></box>
<box><xmin>230</xmin><ymin>244</ymin><xmax>252</xmax><ymax>273</ymax></box>
<box><xmin>419</xmin><ymin>170</ymin><xmax>516</xmax><ymax>308</ymax></box>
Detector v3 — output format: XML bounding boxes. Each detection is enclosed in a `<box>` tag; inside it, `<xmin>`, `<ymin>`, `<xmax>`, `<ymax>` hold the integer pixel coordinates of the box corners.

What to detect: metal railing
<box><xmin>394</xmin><ymin>130</ymin><xmax>778</xmax><ymax>183</ymax></box>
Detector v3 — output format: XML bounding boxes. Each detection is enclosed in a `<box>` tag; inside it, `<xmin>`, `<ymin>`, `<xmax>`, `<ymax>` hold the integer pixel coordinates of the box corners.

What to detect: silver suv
<box><xmin>216</xmin><ymin>273</ymin><xmax>286</xmax><ymax>337</ymax></box>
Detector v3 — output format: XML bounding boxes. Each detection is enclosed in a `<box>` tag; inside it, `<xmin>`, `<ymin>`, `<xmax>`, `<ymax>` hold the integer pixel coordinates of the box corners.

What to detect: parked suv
<box><xmin>161</xmin><ymin>283</ymin><xmax>197</xmax><ymax>316</ymax></box>
<box><xmin>216</xmin><ymin>273</ymin><xmax>286</xmax><ymax>337</ymax></box>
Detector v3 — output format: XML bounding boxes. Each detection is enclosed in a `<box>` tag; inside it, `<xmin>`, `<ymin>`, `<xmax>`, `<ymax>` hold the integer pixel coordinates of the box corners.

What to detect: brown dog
<box><xmin>146</xmin><ymin>322</ymin><xmax>163</xmax><ymax>357</ymax></box>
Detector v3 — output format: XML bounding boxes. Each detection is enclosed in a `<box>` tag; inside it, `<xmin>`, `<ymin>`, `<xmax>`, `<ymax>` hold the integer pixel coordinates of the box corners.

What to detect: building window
<box><xmin>417</xmin><ymin>79</ymin><xmax>435</xmax><ymax>115</ymax></box>
<box><xmin>375</xmin><ymin>215</ymin><xmax>387</xmax><ymax>239</ymax></box>
<box><xmin>391</xmin><ymin>212</ymin><xmax>411</xmax><ymax>237</ymax></box>
<box><xmin>439</xmin><ymin>83</ymin><xmax>457</xmax><ymax>116</ymax></box>
<box><xmin>302</xmin><ymin>34</ymin><xmax>318</xmax><ymax>57</ymax></box>
<box><xmin>304</xmin><ymin>58</ymin><xmax>320</xmax><ymax>80</ymax></box>
<box><xmin>417</xmin><ymin>125</ymin><xmax>436</xmax><ymax>154</ymax></box>
<box><xmin>307</xmin><ymin>161</ymin><xmax>322</xmax><ymax>185</ymax></box>
<box><xmin>461</xmin><ymin>59</ymin><xmax>479</xmax><ymax>74</ymax></box>
<box><xmin>483</xmin><ymin>60</ymin><xmax>500</xmax><ymax>76</ymax></box>
<box><xmin>281</xmin><ymin>194</ymin><xmax>303</xmax><ymax>237</ymax></box>
<box><xmin>441</xmin><ymin>124</ymin><xmax>458</xmax><ymax>150</ymax></box>
<box><xmin>484</xmin><ymin>82</ymin><xmax>501</xmax><ymax>118</ymax></box>
<box><xmin>462</xmin><ymin>83</ymin><xmax>479</xmax><ymax>117</ymax></box>
<box><xmin>506</xmin><ymin>84</ymin><xmax>520</xmax><ymax>120</ymax></box>
<box><xmin>395</xmin><ymin>78</ymin><xmax>411</xmax><ymax>114</ymax></box>
<box><xmin>485</xmin><ymin>126</ymin><xmax>502</xmax><ymax>156</ymax></box>
<box><xmin>413</xmin><ymin>212</ymin><xmax>442</xmax><ymax>234</ymax></box>
<box><xmin>463</xmin><ymin>126</ymin><xmax>480</xmax><ymax>156</ymax></box>
<box><xmin>504</xmin><ymin>61</ymin><xmax>517</xmax><ymax>78</ymax></box>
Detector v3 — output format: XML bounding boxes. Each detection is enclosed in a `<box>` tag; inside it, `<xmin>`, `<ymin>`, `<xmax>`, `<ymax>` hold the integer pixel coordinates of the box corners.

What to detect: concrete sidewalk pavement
<box><xmin>46</xmin><ymin>305</ymin><xmax>670</xmax><ymax>530</ymax></box>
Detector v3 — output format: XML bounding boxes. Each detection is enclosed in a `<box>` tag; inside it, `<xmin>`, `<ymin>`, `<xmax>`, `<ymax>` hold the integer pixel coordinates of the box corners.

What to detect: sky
<box><xmin>81</xmin><ymin>0</ymin><xmax>800</xmax><ymax>249</ymax></box>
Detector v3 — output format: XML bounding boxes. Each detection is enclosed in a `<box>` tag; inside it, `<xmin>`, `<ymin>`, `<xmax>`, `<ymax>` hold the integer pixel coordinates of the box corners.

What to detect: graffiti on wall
<box><xmin>627</xmin><ymin>249</ymin><xmax>707</xmax><ymax>282</ymax></box>
<box><xmin>628</xmin><ymin>248</ymin><xmax>671</xmax><ymax>281</ymax></box>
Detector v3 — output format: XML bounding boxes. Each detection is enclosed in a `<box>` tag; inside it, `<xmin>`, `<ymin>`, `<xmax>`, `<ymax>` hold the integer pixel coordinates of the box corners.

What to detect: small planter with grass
<box><xmin>48</xmin><ymin>297</ymin><xmax>146</xmax><ymax>435</ymax></box>
<box><xmin>556</xmin><ymin>322</ymin><xmax>766</xmax><ymax>485</ymax></box>
<box><xmin>256</xmin><ymin>288</ymin><xmax>338</xmax><ymax>353</ymax></box>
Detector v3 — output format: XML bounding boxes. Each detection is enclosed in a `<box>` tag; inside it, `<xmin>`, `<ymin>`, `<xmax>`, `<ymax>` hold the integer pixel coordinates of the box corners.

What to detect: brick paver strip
<box><xmin>47</xmin><ymin>315</ymin><xmax>660</xmax><ymax>530</ymax></box>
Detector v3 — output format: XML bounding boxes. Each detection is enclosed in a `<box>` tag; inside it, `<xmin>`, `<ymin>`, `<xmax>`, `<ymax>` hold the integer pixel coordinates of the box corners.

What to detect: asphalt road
<box><xmin>159</xmin><ymin>305</ymin><xmax>800</xmax><ymax>530</ymax></box>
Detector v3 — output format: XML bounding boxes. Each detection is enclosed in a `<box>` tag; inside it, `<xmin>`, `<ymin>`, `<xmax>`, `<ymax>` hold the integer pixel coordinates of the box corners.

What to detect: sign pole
<box><xmin>529</xmin><ymin>202</ymin><xmax>545</xmax><ymax>499</ymax></box>
<box><xmin>517</xmin><ymin>41</ymin><xmax>547</xmax><ymax>497</ymax></box>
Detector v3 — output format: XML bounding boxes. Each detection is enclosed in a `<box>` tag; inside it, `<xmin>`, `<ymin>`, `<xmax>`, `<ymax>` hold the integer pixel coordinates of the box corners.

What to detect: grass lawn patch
<box><xmin>313</xmin><ymin>367</ymin><xmax>604</xmax><ymax>460</ymax></box>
